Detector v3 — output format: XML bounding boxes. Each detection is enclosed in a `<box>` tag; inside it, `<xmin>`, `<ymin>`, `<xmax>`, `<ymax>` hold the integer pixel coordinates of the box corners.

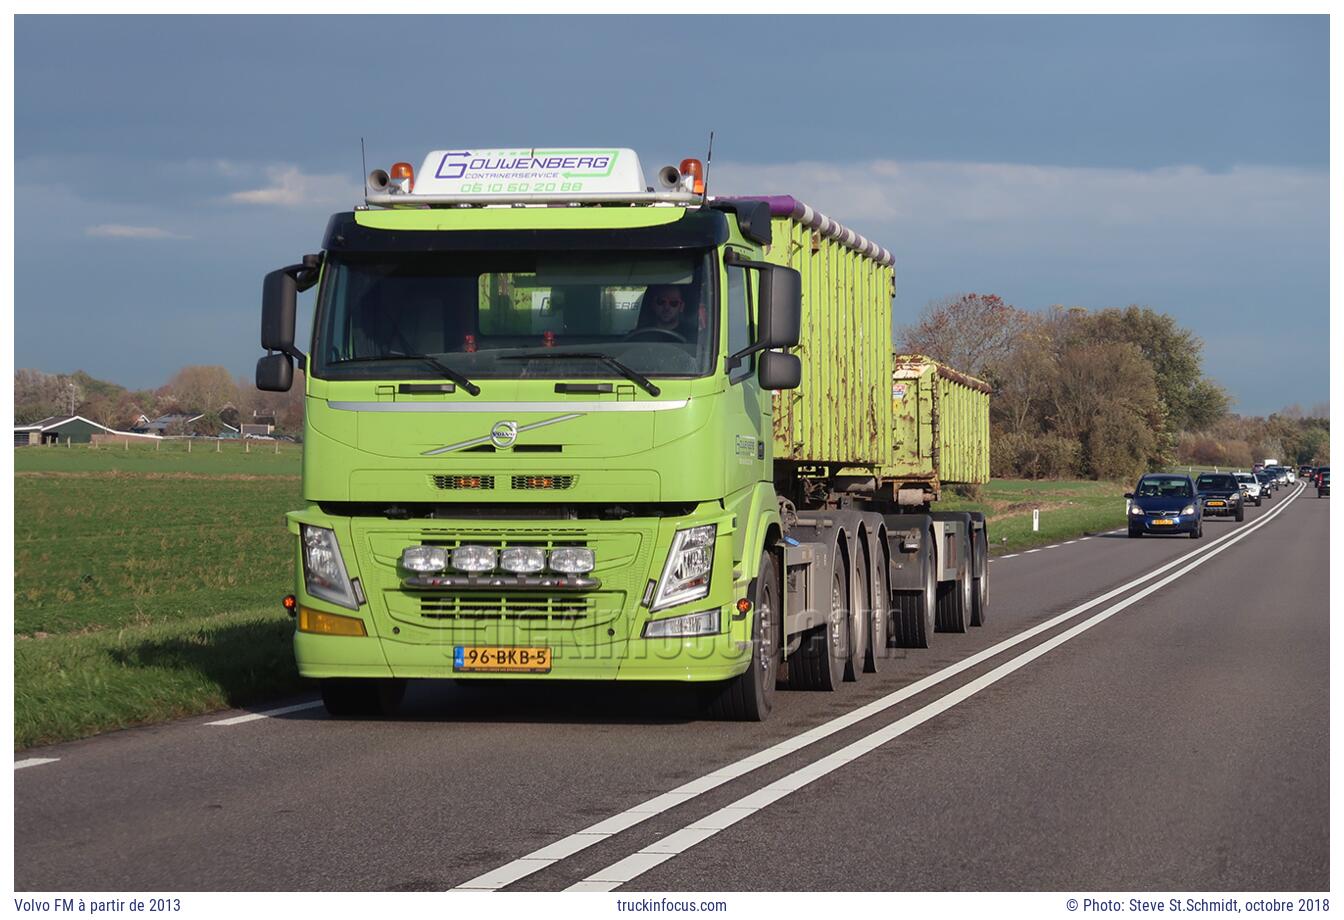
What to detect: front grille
<box><xmin>418</xmin><ymin>594</ymin><xmax>592</xmax><ymax>624</ymax></box>
<box><xmin>432</xmin><ymin>475</ymin><xmax>495</xmax><ymax>490</ymax></box>
<box><xmin>511</xmin><ymin>474</ymin><xmax>576</xmax><ymax>490</ymax></box>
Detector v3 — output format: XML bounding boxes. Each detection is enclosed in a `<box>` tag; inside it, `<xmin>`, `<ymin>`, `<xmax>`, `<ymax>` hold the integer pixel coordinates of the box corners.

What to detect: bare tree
<box><xmin>898</xmin><ymin>293</ymin><xmax>1031</xmax><ymax>380</ymax></box>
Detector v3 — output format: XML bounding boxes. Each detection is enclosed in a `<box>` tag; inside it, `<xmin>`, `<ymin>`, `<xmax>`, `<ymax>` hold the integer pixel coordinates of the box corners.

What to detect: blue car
<box><xmin>1126</xmin><ymin>473</ymin><xmax>1203</xmax><ymax>539</ymax></box>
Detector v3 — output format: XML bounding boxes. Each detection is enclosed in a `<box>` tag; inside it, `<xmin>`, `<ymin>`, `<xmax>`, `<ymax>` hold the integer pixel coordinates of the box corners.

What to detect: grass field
<box><xmin>14</xmin><ymin>445</ymin><xmax>305</xmax><ymax>749</ymax></box>
<box><xmin>13</xmin><ymin>441</ymin><xmax>1128</xmax><ymax>749</ymax></box>
<box><xmin>14</xmin><ymin>438</ymin><xmax>301</xmax><ymax>475</ymax></box>
<box><xmin>932</xmin><ymin>478</ymin><xmax>1128</xmax><ymax>552</ymax></box>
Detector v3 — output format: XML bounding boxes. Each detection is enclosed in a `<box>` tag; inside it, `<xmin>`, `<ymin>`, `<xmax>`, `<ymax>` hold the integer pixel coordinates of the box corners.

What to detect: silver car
<box><xmin>1234</xmin><ymin>471</ymin><xmax>1263</xmax><ymax>506</ymax></box>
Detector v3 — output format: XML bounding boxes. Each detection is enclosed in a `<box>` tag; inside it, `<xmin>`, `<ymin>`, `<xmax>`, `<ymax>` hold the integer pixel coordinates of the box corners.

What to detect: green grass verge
<box><xmin>933</xmin><ymin>479</ymin><xmax>1128</xmax><ymax>553</ymax></box>
<box><xmin>15</xmin><ymin>607</ymin><xmax>305</xmax><ymax>750</ymax></box>
<box><xmin>15</xmin><ymin>449</ymin><xmax>305</xmax><ymax>750</ymax></box>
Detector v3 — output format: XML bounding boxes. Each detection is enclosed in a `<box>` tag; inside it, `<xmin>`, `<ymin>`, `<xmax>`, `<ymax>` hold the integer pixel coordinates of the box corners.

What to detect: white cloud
<box><xmin>227</xmin><ymin>165</ymin><xmax>356</xmax><ymax>208</ymax></box>
<box><xmin>85</xmin><ymin>224</ymin><xmax>187</xmax><ymax>239</ymax></box>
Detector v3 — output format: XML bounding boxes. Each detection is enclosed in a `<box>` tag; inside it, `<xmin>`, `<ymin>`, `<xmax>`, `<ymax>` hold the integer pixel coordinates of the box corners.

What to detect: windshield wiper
<box><xmin>328</xmin><ymin>354</ymin><xmax>481</xmax><ymax>396</ymax></box>
<box><xmin>498</xmin><ymin>351</ymin><xmax>661</xmax><ymax>397</ymax></box>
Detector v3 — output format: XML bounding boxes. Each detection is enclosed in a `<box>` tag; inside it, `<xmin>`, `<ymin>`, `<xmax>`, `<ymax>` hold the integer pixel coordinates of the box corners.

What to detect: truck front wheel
<box><xmin>708</xmin><ymin>552</ymin><xmax>780</xmax><ymax>721</ymax></box>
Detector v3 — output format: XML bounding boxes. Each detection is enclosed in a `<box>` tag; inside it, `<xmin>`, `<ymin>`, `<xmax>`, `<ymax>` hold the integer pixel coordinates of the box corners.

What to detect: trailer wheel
<box><xmin>844</xmin><ymin>548</ymin><xmax>868</xmax><ymax>683</ymax></box>
<box><xmin>971</xmin><ymin>525</ymin><xmax>989</xmax><ymax>628</ymax></box>
<box><xmin>892</xmin><ymin>537</ymin><xmax>936</xmax><ymax>649</ymax></box>
<box><xmin>790</xmin><ymin>558</ymin><xmax>848</xmax><ymax>691</ymax></box>
<box><xmin>936</xmin><ymin>553</ymin><xmax>971</xmax><ymax>634</ymax></box>
<box><xmin>864</xmin><ymin>549</ymin><xmax>891</xmax><ymax>674</ymax></box>
<box><xmin>320</xmin><ymin>678</ymin><xmax>406</xmax><ymax>718</ymax></box>
<box><xmin>708</xmin><ymin>552</ymin><xmax>780</xmax><ymax>721</ymax></box>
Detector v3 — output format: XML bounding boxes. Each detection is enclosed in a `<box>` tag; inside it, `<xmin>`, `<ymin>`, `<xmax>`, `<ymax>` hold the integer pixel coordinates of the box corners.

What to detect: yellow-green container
<box><xmin>884</xmin><ymin>355</ymin><xmax>991</xmax><ymax>488</ymax></box>
<box><xmin>744</xmin><ymin>197</ymin><xmax>896</xmax><ymax>467</ymax></box>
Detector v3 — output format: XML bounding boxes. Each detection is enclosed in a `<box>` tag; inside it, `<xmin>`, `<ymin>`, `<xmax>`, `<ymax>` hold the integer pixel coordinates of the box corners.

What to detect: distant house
<box><xmin>241</xmin><ymin>410</ymin><xmax>277</xmax><ymax>439</ymax></box>
<box><xmin>130</xmin><ymin>413</ymin><xmax>205</xmax><ymax>436</ymax></box>
<box><xmin>14</xmin><ymin>415</ymin><xmax>121</xmax><ymax>446</ymax></box>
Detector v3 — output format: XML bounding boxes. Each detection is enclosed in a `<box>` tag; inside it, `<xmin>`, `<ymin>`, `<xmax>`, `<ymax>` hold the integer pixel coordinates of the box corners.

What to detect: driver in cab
<box><xmin>632</xmin><ymin>284</ymin><xmax>697</xmax><ymax>342</ymax></box>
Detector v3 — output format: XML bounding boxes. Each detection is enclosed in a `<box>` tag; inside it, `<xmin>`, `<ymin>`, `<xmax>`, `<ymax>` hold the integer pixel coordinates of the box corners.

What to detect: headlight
<box><xmin>500</xmin><ymin>546</ymin><xmax>547</xmax><ymax>574</ymax></box>
<box><xmin>1130</xmin><ymin>505</ymin><xmax>1145</xmax><ymax>515</ymax></box>
<box><xmin>652</xmin><ymin>524</ymin><xmax>716</xmax><ymax>611</ymax></box>
<box><xmin>452</xmin><ymin>545</ymin><xmax>497</xmax><ymax>573</ymax></box>
<box><xmin>642</xmin><ymin>608</ymin><xmax>721</xmax><ymax>639</ymax></box>
<box><xmin>301</xmin><ymin>525</ymin><xmax>359</xmax><ymax>610</ymax></box>
<box><xmin>401</xmin><ymin>546</ymin><xmax>448</xmax><ymax>573</ymax></box>
<box><xmin>1182</xmin><ymin>504</ymin><xmax>1196</xmax><ymax>516</ymax></box>
<box><xmin>548</xmin><ymin>547</ymin><xmax>595</xmax><ymax>574</ymax></box>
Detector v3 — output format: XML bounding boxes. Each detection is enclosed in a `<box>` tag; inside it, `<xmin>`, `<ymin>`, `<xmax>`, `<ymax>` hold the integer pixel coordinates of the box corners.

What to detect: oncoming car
<box><xmin>1319</xmin><ymin>471</ymin><xmax>1330</xmax><ymax>498</ymax></box>
<box><xmin>1195</xmin><ymin>471</ymin><xmax>1245</xmax><ymax>522</ymax></box>
<box><xmin>1126</xmin><ymin>473</ymin><xmax>1202</xmax><ymax>538</ymax></box>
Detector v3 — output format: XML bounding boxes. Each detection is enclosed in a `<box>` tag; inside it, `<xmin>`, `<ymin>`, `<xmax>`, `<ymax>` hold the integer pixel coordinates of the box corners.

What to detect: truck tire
<box><xmin>970</xmin><ymin>525</ymin><xmax>989</xmax><ymax>628</ymax></box>
<box><xmin>891</xmin><ymin>539</ymin><xmax>936</xmax><ymax>649</ymax></box>
<box><xmin>708</xmin><ymin>552</ymin><xmax>779</xmax><ymax>721</ymax></box>
<box><xmin>790</xmin><ymin>558</ymin><xmax>848</xmax><ymax>691</ymax></box>
<box><xmin>844</xmin><ymin>548</ymin><xmax>868</xmax><ymax>683</ymax></box>
<box><xmin>936</xmin><ymin>556</ymin><xmax>971</xmax><ymax>634</ymax></box>
<box><xmin>320</xmin><ymin>678</ymin><xmax>406</xmax><ymax>717</ymax></box>
<box><xmin>864</xmin><ymin>549</ymin><xmax>891</xmax><ymax>674</ymax></box>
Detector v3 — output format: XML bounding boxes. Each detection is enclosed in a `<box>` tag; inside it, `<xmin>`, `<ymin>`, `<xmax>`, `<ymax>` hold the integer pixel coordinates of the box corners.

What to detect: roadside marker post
<box><xmin>1032</xmin><ymin>509</ymin><xmax>1039</xmax><ymax>532</ymax></box>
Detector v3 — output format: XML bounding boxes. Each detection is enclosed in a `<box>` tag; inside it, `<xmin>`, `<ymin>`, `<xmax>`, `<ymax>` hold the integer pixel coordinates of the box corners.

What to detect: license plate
<box><xmin>1152</xmin><ymin>519</ymin><xmax>1175</xmax><ymax>526</ymax></box>
<box><xmin>1207</xmin><ymin>501</ymin><xmax>1225</xmax><ymax>507</ymax></box>
<box><xmin>454</xmin><ymin>646</ymin><xmax>552</xmax><ymax>673</ymax></box>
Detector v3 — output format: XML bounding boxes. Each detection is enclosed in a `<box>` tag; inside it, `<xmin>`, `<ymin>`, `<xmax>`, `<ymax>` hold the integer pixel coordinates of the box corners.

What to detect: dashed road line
<box><xmin>207</xmin><ymin>701</ymin><xmax>324</xmax><ymax>726</ymax></box>
<box><xmin>15</xmin><ymin>758</ymin><xmax>59</xmax><ymax>770</ymax></box>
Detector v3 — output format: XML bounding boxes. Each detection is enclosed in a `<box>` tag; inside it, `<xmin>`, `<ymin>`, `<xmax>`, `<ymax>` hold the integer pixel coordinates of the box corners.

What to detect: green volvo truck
<box><xmin>257</xmin><ymin>146</ymin><xmax>990</xmax><ymax>720</ymax></box>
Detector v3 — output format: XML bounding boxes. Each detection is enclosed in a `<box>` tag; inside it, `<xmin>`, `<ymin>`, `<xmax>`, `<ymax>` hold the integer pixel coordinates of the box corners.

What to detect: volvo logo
<box><xmin>490</xmin><ymin>421</ymin><xmax>519</xmax><ymax>449</ymax></box>
<box><xmin>421</xmin><ymin>413</ymin><xmax>584</xmax><ymax>456</ymax></box>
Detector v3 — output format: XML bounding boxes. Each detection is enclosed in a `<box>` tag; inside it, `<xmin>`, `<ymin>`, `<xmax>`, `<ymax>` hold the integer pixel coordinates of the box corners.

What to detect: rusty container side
<box><xmin>884</xmin><ymin>355</ymin><xmax>990</xmax><ymax>488</ymax></box>
<box><xmin>761</xmin><ymin>210</ymin><xmax>895</xmax><ymax>469</ymax></box>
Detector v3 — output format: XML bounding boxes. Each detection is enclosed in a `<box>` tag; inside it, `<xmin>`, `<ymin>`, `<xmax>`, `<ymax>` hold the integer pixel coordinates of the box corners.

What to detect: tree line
<box><xmin>14</xmin><ymin>366</ymin><xmax>305</xmax><ymax>436</ymax></box>
<box><xmin>899</xmin><ymin>294</ymin><xmax>1328</xmax><ymax>482</ymax></box>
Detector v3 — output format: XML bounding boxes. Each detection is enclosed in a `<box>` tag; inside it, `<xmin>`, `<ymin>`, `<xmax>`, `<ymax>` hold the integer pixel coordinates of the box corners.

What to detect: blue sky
<box><xmin>13</xmin><ymin>14</ymin><xmax>1329</xmax><ymax>415</ymax></box>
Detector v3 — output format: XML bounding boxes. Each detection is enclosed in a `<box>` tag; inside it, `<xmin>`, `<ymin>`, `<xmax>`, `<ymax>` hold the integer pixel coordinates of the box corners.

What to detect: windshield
<box><xmin>313</xmin><ymin>249</ymin><xmax>716</xmax><ymax>381</ymax></box>
<box><xmin>1197</xmin><ymin>474</ymin><xmax>1237</xmax><ymax>489</ymax></box>
<box><xmin>1135</xmin><ymin>476</ymin><xmax>1192</xmax><ymax>498</ymax></box>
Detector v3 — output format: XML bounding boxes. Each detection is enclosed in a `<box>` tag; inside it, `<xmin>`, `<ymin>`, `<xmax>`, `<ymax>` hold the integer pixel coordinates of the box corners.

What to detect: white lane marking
<box><xmin>571</xmin><ymin>482</ymin><xmax>1306</xmax><ymax>890</ymax></box>
<box><xmin>15</xmin><ymin>758</ymin><xmax>59</xmax><ymax>770</ymax></box>
<box><xmin>206</xmin><ymin>701</ymin><xmax>324</xmax><ymax>725</ymax></box>
<box><xmin>1024</xmin><ymin>549</ymin><xmax>1041</xmax><ymax>554</ymax></box>
<box><xmin>453</xmin><ymin>485</ymin><xmax>1304</xmax><ymax>892</ymax></box>
<box><xmin>1000</xmin><ymin>554</ymin><xmax>1019</xmax><ymax>559</ymax></box>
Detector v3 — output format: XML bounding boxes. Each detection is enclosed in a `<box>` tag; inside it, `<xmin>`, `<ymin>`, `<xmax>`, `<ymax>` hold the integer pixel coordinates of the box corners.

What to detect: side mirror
<box><xmin>1123</xmin><ymin>493</ymin><xmax>1133</xmax><ymax>499</ymax></box>
<box><xmin>758</xmin><ymin>351</ymin><xmax>801</xmax><ymax>391</ymax></box>
<box><xmin>262</xmin><ymin>269</ymin><xmax>299</xmax><ymax>354</ymax></box>
<box><xmin>256</xmin><ymin>353</ymin><xmax>294</xmax><ymax>392</ymax></box>
<box><xmin>757</xmin><ymin>265</ymin><xmax>802</xmax><ymax>348</ymax></box>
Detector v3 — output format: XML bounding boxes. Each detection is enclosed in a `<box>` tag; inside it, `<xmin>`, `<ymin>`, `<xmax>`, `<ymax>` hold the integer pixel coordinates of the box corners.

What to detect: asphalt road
<box><xmin>14</xmin><ymin>483</ymin><xmax>1328</xmax><ymax>892</ymax></box>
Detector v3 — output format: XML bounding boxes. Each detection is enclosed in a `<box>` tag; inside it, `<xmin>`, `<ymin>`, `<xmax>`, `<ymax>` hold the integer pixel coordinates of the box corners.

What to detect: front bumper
<box><xmin>1201</xmin><ymin>499</ymin><xmax>1241</xmax><ymax>517</ymax></box>
<box><xmin>1132</xmin><ymin>514</ymin><xmax>1199</xmax><ymax>534</ymax></box>
<box><xmin>287</xmin><ymin>506</ymin><xmax>753</xmax><ymax>683</ymax></box>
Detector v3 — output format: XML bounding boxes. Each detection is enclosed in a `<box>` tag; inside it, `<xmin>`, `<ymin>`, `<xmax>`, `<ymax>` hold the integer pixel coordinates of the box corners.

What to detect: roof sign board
<box><xmin>414</xmin><ymin>148</ymin><xmax>647</xmax><ymax>198</ymax></box>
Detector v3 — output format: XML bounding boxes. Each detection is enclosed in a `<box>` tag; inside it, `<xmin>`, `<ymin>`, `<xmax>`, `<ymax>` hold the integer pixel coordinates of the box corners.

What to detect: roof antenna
<box><xmin>702</xmin><ymin>130</ymin><xmax>715</xmax><ymax>200</ymax></box>
<box><xmin>360</xmin><ymin>137</ymin><xmax>368</xmax><ymax>196</ymax></box>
